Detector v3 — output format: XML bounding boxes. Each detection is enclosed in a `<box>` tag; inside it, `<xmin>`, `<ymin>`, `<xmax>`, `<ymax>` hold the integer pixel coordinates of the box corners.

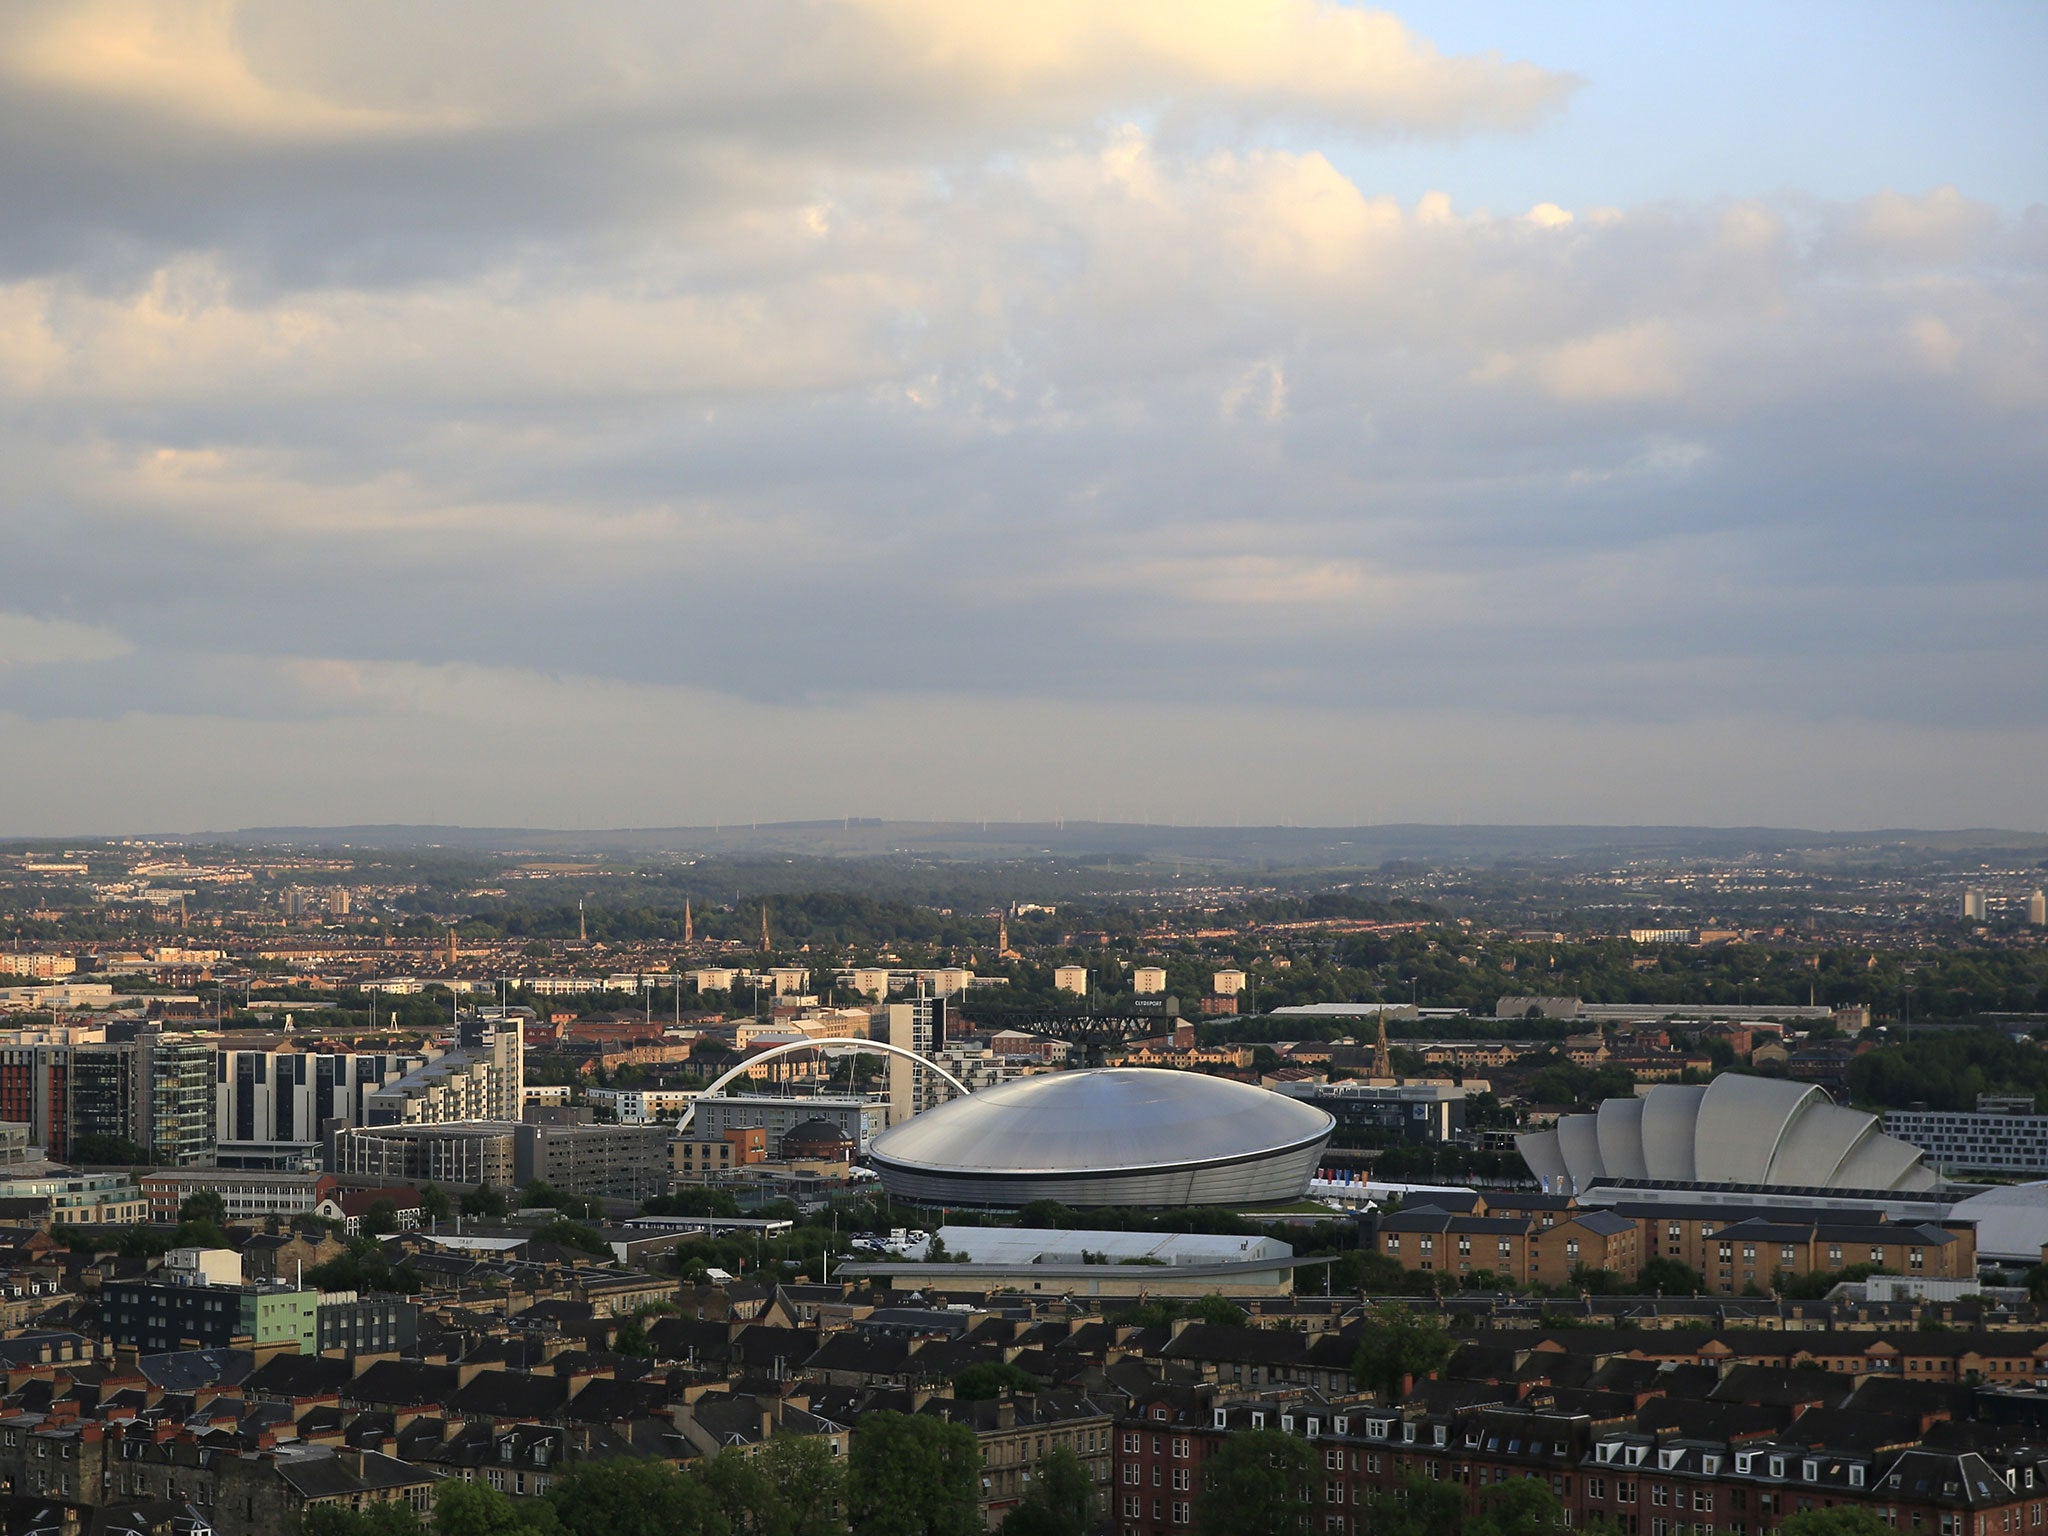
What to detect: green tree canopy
<box><xmin>1364</xmin><ymin>1474</ymin><xmax>1462</xmax><ymax>1536</ymax></box>
<box><xmin>1468</xmin><ymin>1477</ymin><xmax>1565</xmax><ymax>1536</ymax></box>
<box><xmin>762</xmin><ymin>1434</ymin><xmax>850</xmax><ymax>1536</ymax></box>
<box><xmin>71</xmin><ymin>1133</ymin><xmax>149</xmax><ymax>1165</ymax></box>
<box><xmin>547</xmin><ymin>1457</ymin><xmax>721</xmax><ymax>1536</ymax></box>
<box><xmin>1774</xmin><ymin>1509</ymin><xmax>1894</xmax><ymax>1536</ymax></box>
<box><xmin>434</xmin><ymin>1478</ymin><xmax>558</xmax><ymax>1536</ymax></box>
<box><xmin>953</xmin><ymin>1360</ymin><xmax>1044</xmax><ymax>1400</ymax></box>
<box><xmin>178</xmin><ymin>1189</ymin><xmax>228</xmax><ymax>1228</ymax></box>
<box><xmin>1351</xmin><ymin>1303</ymin><xmax>1454</xmax><ymax>1398</ymax></box>
<box><xmin>304</xmin><ymin>1503</ymin><xmax>427</xmax><ymax>1536</ymax></box>
<box><xmin>1194</xmin><ymin>1428</ymin><xmax>1317</xmax><ymax>1536</ymax></box>
<box><xmin>848</xmin><ymin>1412</ymin><xmax>981</xmax><ymax>1536</ymax></box>
<box><xmin>999</xmin><ymin>1446</ymin><xmax>1092</xmax><ymax>1536</ymax></box>
<box><xmin>1633</xmin><ymin>1257</ymin><xmax>1703</xmax><ymax>1295</ymax></box>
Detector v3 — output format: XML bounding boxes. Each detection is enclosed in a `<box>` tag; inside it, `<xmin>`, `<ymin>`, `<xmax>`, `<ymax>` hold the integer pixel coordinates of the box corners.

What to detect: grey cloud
<box><xmin>0</xmin><ymin>6</ymin><xmax>2040</xmax><ymax>827</ymax></box>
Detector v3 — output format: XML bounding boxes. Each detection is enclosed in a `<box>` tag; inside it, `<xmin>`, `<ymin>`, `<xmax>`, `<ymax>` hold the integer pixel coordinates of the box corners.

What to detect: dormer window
<box><xmin>1598</xmin><ymin>1444</ymin><xmax>1618</xmax><ymax>1465</ymax></box>
<box><xmin>501</xmin><ymin>1444</ymin><xmax>515</xmax><ymax>1463</ymax></box>
<box><xmin>1770</xmin><ymin>1457</ymin><xmax>1786</xmax><ymax>1479</ymax></box>
<box><xmin>1736</xmin><ymin>1454</ymin><xmax>1754</xmax><ymax>1475</ymax></box>
<box><xmin>1403</xmin><ymin>1424</ymin><xmax>1417</xmax><ymax>1444</ymax></box>
<box><xmin>1281</xmin><ymin>1416</ymin><xmax>1295</xmax><ymax>1434</ymax></box>
<box><xmin>1434</xmin><ymin>1427</ymin><xmax>1447</xmax><ymax>1447</ymax></box>
<box><xmin>1251</xmin><ymin>1412</ymin><xmax>1265</xmax><ymax>1429</ymax></box>
<box><xmin>1333</xmin><ymin>1419</ymin><xmax>1348</xmax><ymax>1437</ymax></box>
<box><xmin>1660</xmin><ymin>1450</ymin><xmax>1681</xmax><ymax>1471</ymax></box>
<box><xmin>1306</xmin><ymin>1420</ymin><xmax>1319</xmax><ymax>1439</ymax></box>
<box><xmin>1703</xmin><ymin>1456</ymin><xmax>1722</xmax><ymax>1476</ymax></box>
<box><xmin>1803</xmin><ymin>1461</ymin><xmax>1818</xmax><ymax>1482</ymax></box>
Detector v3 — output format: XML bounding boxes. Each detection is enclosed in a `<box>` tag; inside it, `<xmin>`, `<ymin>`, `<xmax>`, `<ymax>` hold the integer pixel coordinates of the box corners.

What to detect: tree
<box><xmin>1365</xmin><ymin>1474</ymin><xmax>1462</xmax><ymax>1536</ymax></box>
<box><xmin>761</xmin><ymin>1433</ymin><xmax>850</xmax><ymax>1536</ymax></box>
<box><xmin>645</xmin><ymin>1187</ymin><xmax>742</xmax><ymax>1218</ymax></box>
<box><xmin>847</xmin><ymin>1412</ymin><xmax>981</xmax><ymax>1536</ymax></box>
<box><xmin>1633</xmin><ymin>1257</ymin><xmax>1703</xmax><ymax>1295</ymax></box>
<box><xmin>1194</xmin><ymin>1429</ymin><xmax>1317</xmax><ymax>1536</ymax></box>
<box><xmin>1188</xmin><ymin>1294</ymin><xmax>1249</xmax><ymax>1328</ymax></box>
<box><xmin>1468</xmin><ymin>1477</ymin><xmax>1565</xmax><ymax>1536</ymax></box>
<box><xmin>701</xmin><ymin>1449</ymin><xmax>780</xmax><ymax>1536</ymax></box>
<box><xmin>71</xmin><ymin>1133</ymin><xmax>149</xmax><ymax>1165</ymax></box>
<box><xmin>1774</xmin><ymin>1510</ymin><xmax>1893</xmax><ymax>1536</ymax></box>
<box><xmin>420</xmin><ymin>1184</ymin><xmax>454</xmax><ymax>1224</ymax></box>
<box><xmin>179</xmin><ymin>1189</ymin><xmax>228</xmax><ymax>1228</ymax></box>
<box><xmin>953</xmin><ymin>1360</ymin><xmax>1043</xmax><ymax>1400</ymax></box>
<box><xmin>304</xmin><ymin>1503</ymin><xmax>428</xmax><ymax>1536</ymax></box>
<box><xmin>1000</xmin><ymin>1446</ymin><xmax>1092</xmax><ymax>1536</ymax></box>
<box><xmin>530</xmin><ymin>1218</ymin><xmax>610</xmax><ymax>1256</ymax></box>
<box><xmin>1351</xmin><ymin>1303</ymin><xmax>1454</xmax><ymax>1398</ymax></box>
<box><xmin>361</xmin><ymin>1199</ymin><xmax>402</xmax><ymax>1238</ymax></box>
<box><xmin>548</xmin><ymin>1457</ymin><xmax>721</xmax><ymax>1536</ymax></box>
<box><xmin>462</xmin><ymin>1183</ymin><xmax>509</xmax><ymax>1219</ymax></box>
<box><xmin>434</xmin><ymin>1479</ymin><xmax>548</xmax><ymax>1536</ymax></box>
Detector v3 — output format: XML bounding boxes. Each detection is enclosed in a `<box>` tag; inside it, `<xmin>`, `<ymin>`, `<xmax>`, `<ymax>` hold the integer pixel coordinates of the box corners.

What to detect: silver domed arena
<box><xmin>867</xmin><ymin>1067</ymin><xmax>1335</xmax><ymax>1208</ymax></box>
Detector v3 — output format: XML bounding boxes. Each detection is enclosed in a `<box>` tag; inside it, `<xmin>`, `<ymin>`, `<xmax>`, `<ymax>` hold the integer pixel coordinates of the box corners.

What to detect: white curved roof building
<box><xmin>1518</xmin><ymin>1075</ymin><xmax>1935</xmax><ymax>1195</ymax></box>
<box><xmin>868</xmin><ymin>1068</ymin><xmax>1334</xmax><ymax>1208</ymax></box>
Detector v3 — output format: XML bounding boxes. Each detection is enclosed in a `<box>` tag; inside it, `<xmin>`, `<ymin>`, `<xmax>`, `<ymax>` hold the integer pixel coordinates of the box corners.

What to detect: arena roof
<box><xmin>869</xmin><ymin>1068</ymin><xmax>1331</xmax><ymax>1177</ymax></box>
<box><xmin>1517</xmin><ymin>1075</ymin><xmax>1934</xmax><ymax>1195</ymax></box>
<box><xmin>866</xmin><ymin>1068</ymin><xmax>1334</xmax><ymax>1208</ymax></box>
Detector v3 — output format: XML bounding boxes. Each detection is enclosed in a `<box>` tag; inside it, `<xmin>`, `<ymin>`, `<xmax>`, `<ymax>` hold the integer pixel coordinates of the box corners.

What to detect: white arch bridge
<box><xmin>676</xmin><ymin>1037</ymin><xmax>971</xmax><ymax>1133</ymax></box>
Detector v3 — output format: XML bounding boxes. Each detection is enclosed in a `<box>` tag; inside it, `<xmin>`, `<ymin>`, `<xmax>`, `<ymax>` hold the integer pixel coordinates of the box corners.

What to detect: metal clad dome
<box><xmin>1516</xmin><ymin>1075</ymin><xmax>1933</xmax><ymax>1195</ymax></box>
<box><xmin>868</xmin><ymin>1068</ymin><xmax>1334</xmax><ymax>1209</ymax></box>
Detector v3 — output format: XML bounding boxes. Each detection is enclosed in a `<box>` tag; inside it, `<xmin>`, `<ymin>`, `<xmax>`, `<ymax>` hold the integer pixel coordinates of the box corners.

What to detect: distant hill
<box><xmin>191</xmin><ymin>820</ymin><xmax>2048</xmax><ymax>869</ymax></box>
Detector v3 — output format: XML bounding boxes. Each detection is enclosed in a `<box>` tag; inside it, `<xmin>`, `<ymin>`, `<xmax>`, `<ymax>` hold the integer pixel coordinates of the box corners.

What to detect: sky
<box><xmin>1</xmin><ymin>1</ymin><xmax>2044</xmax><ymax>835</ymax></box>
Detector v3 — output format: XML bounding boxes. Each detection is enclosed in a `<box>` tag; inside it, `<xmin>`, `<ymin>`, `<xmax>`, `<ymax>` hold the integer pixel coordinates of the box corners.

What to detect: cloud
<box><xmin>0</xmin><ymin>6</ymin><xmax>2040</xmax><ymax>829</ymax></box>
<box><xmin>0</xmin><ymin>614</ymin><xmax>132</xmax><ymax>668</ymax></box>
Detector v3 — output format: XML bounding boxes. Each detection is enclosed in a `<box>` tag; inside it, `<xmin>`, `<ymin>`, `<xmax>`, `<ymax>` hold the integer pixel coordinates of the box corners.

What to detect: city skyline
<box><xmin>2</xmin><ymin>2</ymin><xmax>2044</xmax><ymax>834</ymax></box>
